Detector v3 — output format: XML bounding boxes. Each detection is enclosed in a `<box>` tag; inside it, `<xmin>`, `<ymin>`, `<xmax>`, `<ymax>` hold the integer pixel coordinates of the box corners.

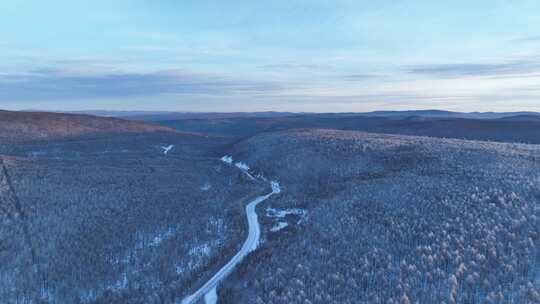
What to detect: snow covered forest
<box><xmin>221</xmin><ymin>129</ymin><xmax>540</xmax><ymax>303</ymax></box>
<box><xmin>0</xmin><ymin>125</ymin><xmax>263</xmax><ymax>303</ymax></box>
<box><xmin>0</xmin><ymin>111</ymin><xmax>539</xmax><ymax>303</ymax></box>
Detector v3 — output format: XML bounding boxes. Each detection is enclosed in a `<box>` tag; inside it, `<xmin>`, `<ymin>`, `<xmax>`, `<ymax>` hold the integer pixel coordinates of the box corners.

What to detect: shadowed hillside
<box><xmin>154</xmin><ymin>114</ymin><xmax>540</xmax><ymax>145</ymax></box>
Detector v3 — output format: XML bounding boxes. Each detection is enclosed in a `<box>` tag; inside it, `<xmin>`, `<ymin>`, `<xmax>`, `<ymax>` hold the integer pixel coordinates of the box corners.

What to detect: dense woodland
<box><xmin>220</xmin><ymin>129</ymin><xmax>540</xmax><ymax>303</ymax></box>
<box><xmin>0</xmin><ymin>132</ymin><xmax>262</xmax><ymax>303</ymax></box>
<box><xmin>1</xmin><ymin>111</ymin><xmax>539</xmax><ymax>303</ymax></box>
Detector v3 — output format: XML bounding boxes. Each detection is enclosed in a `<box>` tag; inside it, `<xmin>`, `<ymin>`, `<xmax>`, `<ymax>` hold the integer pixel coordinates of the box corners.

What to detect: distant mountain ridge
<box><xmin>8</xmin><ymin>109</ymin><xmax>540</xmax><ymax>145</ymax></box>
<box><xmin>495</xmin><ymin>114</ymin><xmax>540</xmax><ymax>121</ymax></box>
<box><xmin>322</xmin><ymin>110</ymin><xmax>540</xmax><ymax>119</ymax></box>
<box><xmin>50</xmin><ymin>109</ymin><xmax>540</xmax><ymax>121</ymax></box>
<box><xmin>0</xmin><ymin>110</ymin><xmax>174</xmax><ymax>143</ymax></box>
<box><xmin>33</xmin><ymin>110</ymin><xmax>299</xmax><ymax>121</ymax></box>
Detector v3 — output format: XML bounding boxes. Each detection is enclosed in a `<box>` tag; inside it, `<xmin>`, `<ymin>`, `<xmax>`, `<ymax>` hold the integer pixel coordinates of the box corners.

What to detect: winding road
<box><xmin>182</xmin><ymin>157</ymin><xmax>280</xmax><ymax>304</ymax></box>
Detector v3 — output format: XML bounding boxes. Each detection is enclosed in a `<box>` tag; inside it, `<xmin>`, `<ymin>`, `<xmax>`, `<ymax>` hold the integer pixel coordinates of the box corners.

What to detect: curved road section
<box><xmin>182</xmin><ymin>157</ymin><xmax>281</xmax><ymax>304</ymax></box>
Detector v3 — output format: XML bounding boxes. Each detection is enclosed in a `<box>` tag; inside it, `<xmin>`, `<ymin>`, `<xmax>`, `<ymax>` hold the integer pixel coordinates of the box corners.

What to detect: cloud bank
<box><xmin>405</xmin><ymin>58</ymin><xmax>540</xmax><ymax>78</ymax></box>
<box><xmin>0</xmin><ymin>68</ymin><xmax>284</xmax><ymax>102</ymax></box>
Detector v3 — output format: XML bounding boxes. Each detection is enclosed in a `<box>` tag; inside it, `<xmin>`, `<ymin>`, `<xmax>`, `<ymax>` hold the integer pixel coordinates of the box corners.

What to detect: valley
<box><xmin>0</xmin><ymin>110</ymin><xmax>539</xmax><ymax>303</ymax></box>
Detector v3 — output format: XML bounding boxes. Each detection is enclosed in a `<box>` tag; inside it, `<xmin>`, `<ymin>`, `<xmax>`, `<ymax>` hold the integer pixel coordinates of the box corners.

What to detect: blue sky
<box><xmin>1</xmin><ymin>0</ymin><xmax>540</xmax><ymax>112</ymax></box>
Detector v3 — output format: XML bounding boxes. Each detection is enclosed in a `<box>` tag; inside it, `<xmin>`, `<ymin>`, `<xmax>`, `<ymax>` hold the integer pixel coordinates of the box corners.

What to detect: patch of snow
<box><xmin>144</xmin><ymin>227</ymin><xmax>176</xmax><ymax>248</ymax></box>
<box><xmin>221</xmin><ymin>156</ymin><xmax>258</xmax><ymax>181</ymax></box>
<box><xmin>234</xmin><ymin>162</ymin><xmax>250</xmax><ymax>171</ymax></box>
<box><xmin>200</xmin><ymin>182</ymin><xmax>211</xmax><ymax>191</ymax></box>
<box><xmin>204</xmin><ymin>287</ymin><xmax>218</xmax><ymax>304</ymax></box>
<box><xmin>150</xmin><ymin>234</ymin><xmax>167</xmax><ymax>247</ymax></box>
<box><xmin>220</xmin><ymin>155</ymin><xmax>233</xmax><ymax>164</ymax></box>
<box><xmin>271</xmin><ymin>181</ymin><xmax>281</xmax><ymax>194</ymax></box>
<box><xmin>234</xmin><ymin>162</ymin><xmax>255</xmax><ymax>180</ymax></box>
<box><xmin>161</xmin><ymin>145</ymin><xmax>174</xmax><ymax>155</ymax></box>
<box><xmin>270</xmin><ymin>222</ymin><xmax>288</xmax><ymax>232</ymax></box>
<box><xmin>266</xmin><ymin>207</ymin><xmax>304</xmax><ymax>218</ymax></box>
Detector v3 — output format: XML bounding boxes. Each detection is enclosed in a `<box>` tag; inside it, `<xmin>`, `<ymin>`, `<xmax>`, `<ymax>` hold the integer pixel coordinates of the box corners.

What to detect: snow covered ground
<box><xmin>266</xmin><ymin>207</ymin><xmax>305</xmax><ymax>218</ymax></box>
<box><xmin>161</xmin><ymin>145</ymin><xmax>174</xmax><ymax>155</ymax></box>
<box><xmin>220</xmin><ymin>155</ymin><xmax>233</xmax><ymax>164</ymax></box>
<box><xmin>221</xmin><ymin>155</ymin><xmax>256</xmax><ymax>180</ymax></box>
<box><xmin>270</xmin><ymin>222</ymin><xmax>288</xmax><ymax>232</ymax></box>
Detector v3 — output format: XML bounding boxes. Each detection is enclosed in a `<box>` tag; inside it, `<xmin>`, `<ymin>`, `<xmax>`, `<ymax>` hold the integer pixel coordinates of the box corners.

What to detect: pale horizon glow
<box><xmin>1</xmin><ymin>1</ymin><xmax>540</xmax><ymax>112</ymax></box>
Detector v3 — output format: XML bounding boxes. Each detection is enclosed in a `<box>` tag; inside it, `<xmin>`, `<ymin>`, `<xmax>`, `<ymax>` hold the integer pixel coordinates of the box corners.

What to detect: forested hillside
<box><xmin>0</xmin><ymin>112</ymin><xmax>263</xmax><ymax>303</ymax></box>
<box><xmin>0</xmin><ymin>110</ymin><xmax>173</xmax><ymax>143</ymax></box>
<box><xmin>2</xmin><ymin>111</ymin><xmax>539</xmax><ymax>303</ymax></box>
<box><xmin>220</xmin><ymin>129</ymin><xmax>540</xmax><ymax>303</ymax></box>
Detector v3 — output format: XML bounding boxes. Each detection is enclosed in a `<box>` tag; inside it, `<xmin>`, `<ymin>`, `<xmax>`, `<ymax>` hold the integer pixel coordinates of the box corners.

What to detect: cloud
<box><xmin>264</xmin><ymin>89</ymin><xmax>540</xmax><ymax>106</ymax></box>
<box><xmin>515</xmin><ymin>35</ymin><xmax>540</xmax><ymax>43</ymax></box>
<box><xmin>339</xmin><ymin>74</ymin><xmax>386</xmax><ymax>81</ymax></box>
<box><xmin>2</xmin><ymin>58</ymin><xmax>539</xmax><ymax>112</ymax></box>
<box><xmin>259</xmin><ymin>63</ymin><xmax>332</xmax><ymax>71</ymax></box>
<box><xmin>0</xmin><ymin>68</ymin><xmax>285</xmax><ymax>102</ymax></box>
<box><xmin>405</xmin><ymin>58</ymin><xmax>540</xmax><ymax>78</ymax></box>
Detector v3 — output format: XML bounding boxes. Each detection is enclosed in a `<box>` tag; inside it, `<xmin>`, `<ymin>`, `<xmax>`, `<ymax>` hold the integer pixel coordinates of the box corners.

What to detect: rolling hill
<box><xmin>0</xmin><ymin>110</ymin><xmax>174</xmax><ymax>143</ymax></box>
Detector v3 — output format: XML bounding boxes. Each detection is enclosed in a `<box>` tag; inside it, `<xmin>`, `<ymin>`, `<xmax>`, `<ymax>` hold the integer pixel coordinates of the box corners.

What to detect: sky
<box><xmin>1</xmin><ymin>0</ymin><xmax>540</xmax><ymax>112</ymax></box>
